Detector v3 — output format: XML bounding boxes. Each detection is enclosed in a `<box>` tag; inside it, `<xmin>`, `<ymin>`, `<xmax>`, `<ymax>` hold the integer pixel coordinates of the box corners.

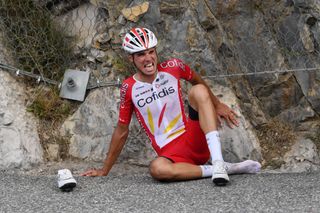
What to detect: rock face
<box><xmin>0</xmin><ymin>35</ymin><xmax>43</xmax><ymax>169</ymax></box>
<box><xmin>60</xmin><ymin>87</ymin><xmax>120</xmax><ymax>162</ymax></box>
<box><xmin>281</xmin><ymin>138</ymin><xmax>320</xmax><ymax>172</ymax></box>
<box><xmin>0</xmin><ymin>72</ymin><xmax>43</xmax><ymax>169</ymax></box>
<box><xmin>60</xmin><ymin>87</ymin><xmax>157</xmax><ymax>165</ymax></box>
<box><xmin>210</xmin><ymin>83</ymin><xmax>262</xmax><ymax>163</ymax></box>
<box><xmin>121</xmin><ymin>2</ymin><xmax>150</xmax><ymax>22</ymax></box>
<box><xmin>1</xmin><ymin>0</ymin><xmax>320</xmax><ymax>171</ymax></box>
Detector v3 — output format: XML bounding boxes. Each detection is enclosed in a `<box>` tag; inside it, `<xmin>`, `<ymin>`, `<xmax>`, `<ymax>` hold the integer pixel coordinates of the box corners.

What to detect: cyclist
<box><xmin>81</xmin><ymin>27</ymin><xmax>261</xmax><ymax>186</ymax></box>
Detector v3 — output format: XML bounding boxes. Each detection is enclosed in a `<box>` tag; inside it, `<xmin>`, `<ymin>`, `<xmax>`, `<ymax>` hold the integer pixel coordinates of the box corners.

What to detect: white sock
<box><xmin>200</xmin><ymin>160</ymin><xmax>261</xmax><ymax>177</ymax></box>
<box><xmin>206</xmin><ymin>131</ymin><xmax>224</xmax><ymax>162</ymax></box>
<box><xmin>225</xmin><ymin>160</ymin><xmax>261</xmax><ymax>174</ymax></box>
<box><xmin>200</xmin><ymin>165</ymin><xmax>212</xmax><ymax>177</ymax></box>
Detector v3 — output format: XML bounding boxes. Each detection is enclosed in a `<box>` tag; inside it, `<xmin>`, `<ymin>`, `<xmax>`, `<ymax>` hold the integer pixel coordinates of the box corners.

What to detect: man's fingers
<box><xmin>230</xmin><ymin>115</ymin><xmax>239</xmax><ymax>127</ymax></box>
<box><xmin>81</xmin><ymin>170</ymin><xmax>95</xmax><ymax>176</ymax></box>
<box><xmin>228</xmin><ymin>110</ymin><xmax>239</xmax><ymax>127</ymax></box>
<box><xmin>226</xmin><ymin>118</ymin><xmax>235</xmax><ymax>129</ymax></box>
<box><xmin>220</xmin><ymin>113</ymin><xmax>239</xmax><ymax>129</ymax></box>
<box><xmin>231</xmin><ymin>109</ymin><xmax>239</xmax><ymax>118</ymax></box>
<box><xmin>80</xmin><ymin>171</ymin><xmax>90</xmax><ymax>176</ymax></box>
<box><xmin>216</xmin><ymin>104</ymin><xmax>240</xmax><ymax>128</ymax></box>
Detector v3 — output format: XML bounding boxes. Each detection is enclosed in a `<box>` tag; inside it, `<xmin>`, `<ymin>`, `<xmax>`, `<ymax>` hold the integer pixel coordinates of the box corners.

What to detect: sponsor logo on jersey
<box><xmin>136</xmin><ymin>85</ymin><xmax>145</xmax><ymax>90</ymax></box>
<box><xmin>159</xmin><ymin>59</ymin><xmax>185</xmax><ymax>71</ymax></box>
<box><xmin>120</xmin><ymin>83</ymin><xmax>129</xmax><ymax>108</ymax></box>
<box><xmin>155</xmin><ymin>79</ymin><xmax>169</xmax><ymax>88</ymax></box>
<box><xmin>137</xmin><ymin>86</ymin><xmax>175</xmax><ymax>107</ymax></box>
<box><xmin>140</xmin><ymin>89</ymin><xmax>151</xmax><ymax>96</ymax></box>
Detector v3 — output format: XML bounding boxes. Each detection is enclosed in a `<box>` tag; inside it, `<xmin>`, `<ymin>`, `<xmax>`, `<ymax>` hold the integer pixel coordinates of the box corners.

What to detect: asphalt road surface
<box><xmin>1</xmin><ymin>165</ymin><xmax>320</xmax><ymax>213</ymax></box>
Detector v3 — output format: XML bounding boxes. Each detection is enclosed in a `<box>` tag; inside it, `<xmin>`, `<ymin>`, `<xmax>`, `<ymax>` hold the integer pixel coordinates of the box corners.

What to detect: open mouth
<box><xmin>144</xmin><ymin>63</ymin><xmax>154</xmax><ymax>68</ymax></box>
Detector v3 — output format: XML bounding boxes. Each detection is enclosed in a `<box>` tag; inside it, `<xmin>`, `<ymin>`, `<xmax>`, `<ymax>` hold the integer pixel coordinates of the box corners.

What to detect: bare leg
<box><xmin>148</xmin><ymin>158</ymin><xmax>261</xmax><ymax>181</ymax></box>
<box><xmin>149</xmin><ymin>85</ymin><xmax>229</xmax><ymax>183</ymax></box>
<box><xmin>188</xmin><ymin>84</ymin><xmax>229</xmax><ymax>185</ymax></box>
<box><xmin>188</xmin><ymin>84</ymin><xmax>224</xmax><ymax>162</ymax></box>
<box><xmin>188</xmin><ymin>84</ymin><xmax>218</xmax><ymax>134</ymax></box>
<box><xmin>149</xmin><ymin>157</ymin><xmax>202</xmax><ymax>181</ymax></box>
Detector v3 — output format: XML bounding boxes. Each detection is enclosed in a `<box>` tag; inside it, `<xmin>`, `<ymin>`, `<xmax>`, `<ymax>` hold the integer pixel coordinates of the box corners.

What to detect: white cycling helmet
<box><xmin>122</xmin><ymin>27</ymin><xmax>158</xmax><ymax>54</ymax></box>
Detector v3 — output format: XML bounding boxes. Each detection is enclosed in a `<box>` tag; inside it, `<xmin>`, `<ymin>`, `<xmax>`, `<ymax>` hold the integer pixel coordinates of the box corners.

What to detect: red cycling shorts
<box><xmin>159</xmin><ymin>106</ymin><xmax>210</xmax><ymax>165</ymax></box>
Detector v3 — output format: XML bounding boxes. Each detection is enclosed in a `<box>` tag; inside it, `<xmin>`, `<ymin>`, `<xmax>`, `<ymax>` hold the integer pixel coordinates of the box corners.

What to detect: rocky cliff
<box><xmin>0</xmin><ymin>0</ymin><xmax>319</xmax><ymax>172</ymax></box>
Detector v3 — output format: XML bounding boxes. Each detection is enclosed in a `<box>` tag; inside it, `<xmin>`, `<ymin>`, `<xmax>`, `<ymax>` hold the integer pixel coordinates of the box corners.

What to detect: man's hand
<box><xmin>81</xmin><ymin>123</ymin><xmax>129</xmax><ymax>178</ymax></box>
<box><xmin>215</xmin><ymin>102</ymin><xmax>239</xmax><ymax>128</ymax></box>
<box><xmin>81</xmin><ymin>169</ymin><xmax>106</xmax><ymax>177</ymax></box>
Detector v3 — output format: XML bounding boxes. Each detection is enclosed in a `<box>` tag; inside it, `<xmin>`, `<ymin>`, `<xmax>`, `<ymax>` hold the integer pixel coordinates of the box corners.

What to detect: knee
<box><xmin>188</xmin><ymin>84</ymin><xmax>210</xmax><ymax>102</ymax></box>
<box><xmin>149</xmin><ymin>158</ymin><xmax>175</xmax><ymax>181</ymax></box>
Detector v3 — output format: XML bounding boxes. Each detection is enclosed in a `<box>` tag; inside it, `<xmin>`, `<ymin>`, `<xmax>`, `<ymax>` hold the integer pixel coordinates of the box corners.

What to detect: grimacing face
<box><xmin>129</xmin><ymin>47</ymin><xmax>158</xmax><ymax>82</ymax></box>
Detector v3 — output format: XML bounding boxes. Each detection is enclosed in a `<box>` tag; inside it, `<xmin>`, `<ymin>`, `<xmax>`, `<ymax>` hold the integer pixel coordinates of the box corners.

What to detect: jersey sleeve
<box><xmin>118</xmin><ymin>81</ymin><xmax>133</xmax><ymax>125</ymax></box>
<box><xmin>158</xmin><ymin>58</ymin><xmax>194</xmax><ymax>81</ymax></box>
<box><xmin>178</xmin><ymin>59</ymin><xmax>194</xmax><ymax>81</ymax></box>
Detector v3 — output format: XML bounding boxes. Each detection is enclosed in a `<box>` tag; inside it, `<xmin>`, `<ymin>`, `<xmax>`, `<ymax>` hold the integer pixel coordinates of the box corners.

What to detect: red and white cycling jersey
<box><xmin>119</xmin><ymin>58</ymin><xmax>193</xmax><ymax>153</ymax></box>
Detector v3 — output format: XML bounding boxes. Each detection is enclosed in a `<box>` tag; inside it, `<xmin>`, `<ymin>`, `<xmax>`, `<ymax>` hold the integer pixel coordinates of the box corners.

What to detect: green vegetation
<box><xmin>0</xmin><ymin>0</ymin><xmax>75</xmax><ymax>81</ymax></box>
<box><xmin>27</xmin><ymin>88</ymin><xmax>75</xmax><ymax>121</ymax></box>
<box><xmin>280</xmin><ymin>47</ymin><xmax>307</xmax><ymax>58</ymax></box>
<box><xmin>0</xmin><ymin>0</ymin><xmax>79</xmax><ymax>161</ymax></box>
<box><xmin>112</xmin><ymin>55</ymin><xmax>136</xmax><ymax>78</ymax></box>
<box><xmin>0</xmin><ymin>0</ymin><xmax>79</xmax><ymax>121</ymax></box>
<box><xmin>27</xmin><ymin>87</ymin><xmax>77</xmax><ymax>161</ymax></box>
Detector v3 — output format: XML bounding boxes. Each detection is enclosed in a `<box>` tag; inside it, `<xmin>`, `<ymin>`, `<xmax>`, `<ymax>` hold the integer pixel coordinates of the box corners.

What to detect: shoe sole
<box><xmin>212</xmin><ymin>177</ymin><xmax>229</xmax><ymax>186</ymax></box>
<box><xmin>212</xmin><ymin>173</ymin><xmax>229</xmax><ymax>186</ymax></box>
<box><xmin>59</xmin><ymin>182</ymin><xmax>77</xmax><ymax>192</ymax></box>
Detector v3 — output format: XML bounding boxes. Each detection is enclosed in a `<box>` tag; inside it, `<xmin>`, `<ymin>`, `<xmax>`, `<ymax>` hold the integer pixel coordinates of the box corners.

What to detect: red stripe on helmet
<box><xmin>141</xmin><ymin>28</ymin><xmax>149</xmax><ymax>48</ymax></box>
<box><xmin>131</xmin><ymin>28</ymin><xmax>147</xmax><ymax>49</ymax></box>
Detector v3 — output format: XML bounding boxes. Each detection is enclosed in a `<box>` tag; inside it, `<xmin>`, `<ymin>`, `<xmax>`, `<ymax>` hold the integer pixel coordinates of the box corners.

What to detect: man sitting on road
<box><xmin>82</xmin><ymin>27</ymin><xmax>261</xmax><ymax>186</ymax></box>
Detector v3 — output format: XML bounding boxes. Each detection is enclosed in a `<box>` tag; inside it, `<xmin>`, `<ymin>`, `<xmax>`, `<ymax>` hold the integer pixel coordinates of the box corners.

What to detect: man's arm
<box><xmin>81</xmin><ymin>123</ymin><xmax>129</xmax><ymax>176</ymax></box>
<box><xmin>189</xmin><ymin>71</ymin><xmax>239</xmax><ymax>128</ymax></box>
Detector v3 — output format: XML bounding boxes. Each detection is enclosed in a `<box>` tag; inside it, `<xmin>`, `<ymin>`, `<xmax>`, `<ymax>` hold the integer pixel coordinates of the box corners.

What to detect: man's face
<box><xmin>129</xmin><ymin>48</ymin><xmax>158</xmax><ymax>78</ymax></box>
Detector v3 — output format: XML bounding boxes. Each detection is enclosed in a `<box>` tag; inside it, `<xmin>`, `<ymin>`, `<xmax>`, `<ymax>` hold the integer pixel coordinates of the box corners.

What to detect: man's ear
<box><xmin>128</xmin><ymin>54</ymin><xmax>134</xmax><ymax>62</ymax></box>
